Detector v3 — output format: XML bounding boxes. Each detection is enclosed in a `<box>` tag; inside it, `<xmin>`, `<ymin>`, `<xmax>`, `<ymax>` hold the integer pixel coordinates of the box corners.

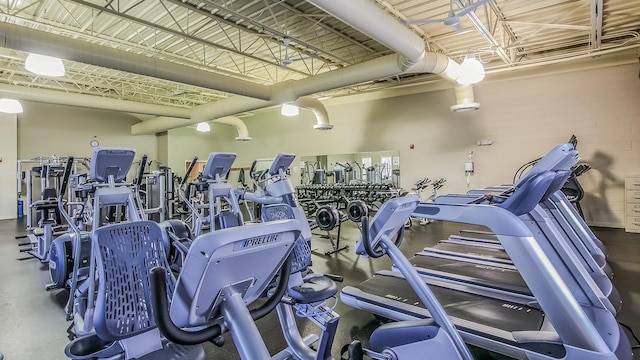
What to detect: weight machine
<box><xmin>133</xmin><ymin>155</ymin><xmax>174</xmax><ymax>222</ymax></box>
<box><xmin>16</xmin><ymin>155</ymin><xmax>90</xmax><ymax>230</ymax></box>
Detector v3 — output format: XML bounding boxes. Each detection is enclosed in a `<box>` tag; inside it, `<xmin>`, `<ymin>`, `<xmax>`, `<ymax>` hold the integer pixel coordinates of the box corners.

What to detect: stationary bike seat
<box><xmin>289</xmin><ymin>274</ymin><xmax>337</xmax><ymax>304</ymax></box>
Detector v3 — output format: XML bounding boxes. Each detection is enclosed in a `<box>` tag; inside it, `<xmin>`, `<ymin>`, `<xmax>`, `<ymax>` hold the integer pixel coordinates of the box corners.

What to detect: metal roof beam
<box><xmin>452</xmin><ymin>0</ymin><xmax>512</xmax><ymax>64</ymax></box>
<box><xmin>180</xmin><ymin>0</ymin><xmax>351</xmax><ymax>65</ymax></box>
<box><xmin>591</xmin><ymin>0</ymin><xmax>603</xmax><ymax>49</ymax></box>
<box><xmin>67</xmin><ymin>0</ymin><xmax>309</xmax><ymax>76</ymax></box>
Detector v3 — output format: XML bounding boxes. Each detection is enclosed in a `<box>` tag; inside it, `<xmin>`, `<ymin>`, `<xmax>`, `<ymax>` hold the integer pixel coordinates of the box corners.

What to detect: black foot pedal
<box><xmin>340</xmin><ymin>341</ymin><xmax>364</xmax><ymax>360</ymax></box>
<box><xmin>211</xmin><ymin>336</ymin><xmax>225</xmax><ymax>347</ymax></box>
<box><xmin>324</xmin><ymin>273</ymin><xmax>344</xmax><ymax>282</ymax></box>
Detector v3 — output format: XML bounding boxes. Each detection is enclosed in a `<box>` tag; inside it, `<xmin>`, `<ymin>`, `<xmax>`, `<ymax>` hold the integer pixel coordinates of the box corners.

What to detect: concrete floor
<box><xmin>0</xmin><ymin>218</ymin><xmax>639</xmax><ymax>359</ymax></box>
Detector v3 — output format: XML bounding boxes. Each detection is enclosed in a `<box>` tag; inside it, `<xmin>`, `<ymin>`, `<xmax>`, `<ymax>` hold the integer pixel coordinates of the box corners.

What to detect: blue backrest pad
<box><xmin>93</xmin><ymin>221</ymin><xmax>173</xmax><ymax>341</ymax></box>
<box><xmin>262</xmin><ymin>204</ymin><xmax>311</xmax><ymax>274</ymax></box>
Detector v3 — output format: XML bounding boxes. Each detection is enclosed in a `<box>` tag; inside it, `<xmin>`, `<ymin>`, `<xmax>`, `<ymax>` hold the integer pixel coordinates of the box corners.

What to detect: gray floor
<box><xmin>1</xmin><ymin>218</ymin><xmax>639</xmax><ymax>359</ymax></box>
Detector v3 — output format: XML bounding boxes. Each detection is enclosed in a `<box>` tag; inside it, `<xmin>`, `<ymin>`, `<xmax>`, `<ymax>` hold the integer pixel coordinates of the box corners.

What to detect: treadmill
<box><xmin>444</xmin><ymin>188</ymin><xmax>611</xmax><ymax>278</ymax></box>
<box><xmin>448</xmin><ymin>149</ymin><xmax>609</xmax><ymax>273</ymax></box>
<box><xmin>399</xmin><ymin>143</ymin><xmax>619</xmax><ymax>312</ymax></box>
<box><xmin>341</xmin><ymin>170</ymin><xmax>632</xmax><ymax>359</ymax></box>
<box><xmin>403</xmin><ymin>170</ymin><xmax>620</xmax><ymax>315</ymax></box>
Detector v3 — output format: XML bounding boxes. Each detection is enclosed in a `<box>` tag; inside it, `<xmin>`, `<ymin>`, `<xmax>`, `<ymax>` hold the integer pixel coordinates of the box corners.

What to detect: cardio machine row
<box><xmin>34</xmin><ymin>147</ymin><xmax>474</xmax><ymax>360</ymax></box>
<box><xmin>19</xmin><ymin>143</ymin><xmax>633</xmax><ymax>360</ymax></box>
<box><xmin>341</xmin><ymin>138</ymin><xmax>631</xmax><ymax>359</ymax></box>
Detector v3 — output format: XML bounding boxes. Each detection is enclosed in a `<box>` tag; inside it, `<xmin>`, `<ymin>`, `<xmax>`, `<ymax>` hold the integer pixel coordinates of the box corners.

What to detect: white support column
<box><xmin>0</xmin><ymin>113</ymin><xmax>18</xmax><ymax>219</ymax></box>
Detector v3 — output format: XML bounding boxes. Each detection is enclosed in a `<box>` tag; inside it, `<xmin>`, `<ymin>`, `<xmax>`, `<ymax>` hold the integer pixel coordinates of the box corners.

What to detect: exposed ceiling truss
<box><xmin>0</xmin><ymin>0</ymin><xmax>637</xmax><ymax>109</ymax></box>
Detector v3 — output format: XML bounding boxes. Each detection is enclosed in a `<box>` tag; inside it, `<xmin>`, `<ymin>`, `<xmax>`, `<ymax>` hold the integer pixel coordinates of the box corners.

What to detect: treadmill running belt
<box><xmin>433</xmin><ymin>242</ymin><xmax>510</xmax><ymax>260</ymax></box>
<box><xmin>409</xmin><ymin>255</ymin><xmax>530</xmax><ymax>295</ymax></box>
<box><xmin>355</xmin><ymin>273</ymin><xmax>544</xmax><ymax>332</ymax></box>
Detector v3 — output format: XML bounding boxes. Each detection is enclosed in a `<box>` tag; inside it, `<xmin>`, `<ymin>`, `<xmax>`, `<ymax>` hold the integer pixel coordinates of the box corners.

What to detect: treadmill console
<box><xmin>517</xmin><ymin>143</ymin><xmax>578</xmax><ymax>186</ymax></box>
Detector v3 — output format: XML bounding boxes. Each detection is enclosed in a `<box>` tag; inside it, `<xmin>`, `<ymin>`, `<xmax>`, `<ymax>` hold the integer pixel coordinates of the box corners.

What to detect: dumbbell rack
<box><xmin>296</xmin><ymin>184</ymin><xmax>399</xmax><ymax>216</ymax></box>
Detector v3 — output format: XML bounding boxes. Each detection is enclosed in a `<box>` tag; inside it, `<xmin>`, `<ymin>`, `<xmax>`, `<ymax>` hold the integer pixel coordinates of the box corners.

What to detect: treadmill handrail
<box><xmin>361</xmin><ymin>196</ymin><xmax>474</xmax><ymax>360</ymax></box>
<box><xmin>412</xmin><ymin>203</ymin><xmax>531</xmax><ymax>237</ymax></box>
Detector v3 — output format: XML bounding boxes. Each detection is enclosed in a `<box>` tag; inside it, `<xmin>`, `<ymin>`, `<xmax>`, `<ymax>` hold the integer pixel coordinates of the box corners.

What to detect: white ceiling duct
<box><xmin>132</xmin><ymin>49</ymin><xmax>473</xmax><ymax>134</ymax></box>
<box><xmin>290</xmin><ymin>96</ymin><xmax>333</xmax><ymax>130</ymax></box>
<box><xmin>0</xmin><ymin>1</ymin><xmax>476</xmax><ymax>135</ymax></box>
<box><xmin>212</xmin><ymin>116</ymin><xmax>252</xmax><ymax>141</ymax></box>
<box><xmin>309</xmin><ymin>0</ymin><xmax>477</xmax><ymax>111</ymax></box>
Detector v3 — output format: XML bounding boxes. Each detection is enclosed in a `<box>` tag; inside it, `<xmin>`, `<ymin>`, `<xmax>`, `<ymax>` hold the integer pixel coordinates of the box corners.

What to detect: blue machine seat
<box><xmin>289</xmin><ymin>274</ymin><xmax>338</xmax><ymax>304</ymax></box>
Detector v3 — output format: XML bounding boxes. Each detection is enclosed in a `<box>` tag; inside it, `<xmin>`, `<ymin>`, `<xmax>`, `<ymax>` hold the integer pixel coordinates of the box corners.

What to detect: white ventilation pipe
<box><xmin>213</xmin><ymin>116</ymin><xmax>252</xmax><ymax>141</ymax></box>
<box><xmin>0</xmin><ymin>83</ymin><xmax>191</xmax><ymax>118</ymax></box>
<box><xmin>0</xmin><ymin>2</ymin><xmax>476</xmax><ymax>135</ymax></box>
<box><xmin>0</xmin><ymin>22</ymin><xmax>271</xmax><ymax>100</ymax></box>
<box><xmin>450</xmin><ymin>85</ymin><xmax>480</xmax><ymax>112</ymax></box>
<box><xmin>130</xmin><ymin>49</ymin><xmax>468</xmax><ymax>134</ymax></box>
<box><xmin>309</xmin><ymin>0</ymin><xmax>474</xmax><ymax>110</ymax></box>
<box><xmin>309</xmin><ymin>0</ymin><xmax>425</xmax><ymax>62</ymax></box>
<box><xmin>289</xmin><ymin>96</ymin><xmax>332</xmax><ymax>130</ymax></box>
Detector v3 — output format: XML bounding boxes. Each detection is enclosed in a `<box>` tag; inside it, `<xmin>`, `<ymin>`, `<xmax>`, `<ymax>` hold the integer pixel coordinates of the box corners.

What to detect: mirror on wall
<box><xmin>298</xmin><ymin>150</ymin><xmax>400</xmax><ymax>187</ymax></box>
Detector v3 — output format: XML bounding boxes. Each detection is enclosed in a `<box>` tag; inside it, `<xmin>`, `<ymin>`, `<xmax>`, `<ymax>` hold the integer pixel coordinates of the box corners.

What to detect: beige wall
<box><xmin>17</xmin><ymin>101</ymin><xmax>157</xmax><ymax>161</ymax></box>
<box><xmin>157</xmin><ymin>131</ymin><xmax>169</xmax><ymax>166</ymax></box>
<box><xmin>13</xmin><ymin>102</ymin><xmax>158</xmax><ymax>219</ymax></box>
<box><xmin>166</xmin><ymin>124</ymin><xmax>237</xmax><ymax>176</ymax></box>
<box><xmin>223</xmin><ymin>63</ymin><xmax>640</xmax><ymax>228</ymax></box>
<box><xmin>10</xmin><ymin>63</ymin><xmax>638</xmax><ymax>227</ymax></box>
<box><xmin>0</xmin><ymin>113</ymin><xmax>17</xmax><ymax>219</ymax></box>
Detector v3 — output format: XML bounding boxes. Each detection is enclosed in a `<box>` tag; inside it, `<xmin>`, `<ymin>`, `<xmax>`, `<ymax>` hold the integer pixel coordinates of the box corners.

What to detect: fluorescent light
<box><xmin>25</xmin><ymin>53</ymin><xmax>65</xmax><ymax>77</ymax></box>
<box><xmin>281</xmin><ymin>103</ymin><xmax>299</xmax><ymax>116</ymax></box>
<box><xmin>195</xmin><ymin>122</ymin><xmax>211</xmax><ymax>132</ymax></box>
<box><xmin>0</xmin><ymin>98</ymin><xmax>23</xmax><ymax>113</ymax></box>
<box><xmin>457</xmin><ymin>54</ymin><xmax>485</xmax><ymax>85</ymax></box>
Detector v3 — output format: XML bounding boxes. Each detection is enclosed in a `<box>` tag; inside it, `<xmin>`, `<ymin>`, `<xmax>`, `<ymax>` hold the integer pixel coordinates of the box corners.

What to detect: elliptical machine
<box><xmin>48</xmin><ymin>148</ymin><xmax>145</xmax><ymax>337</ymax></box>
<box><xmin>159</xmin><ymin>152</ymin><xmax>244</xmax><ymax>270</ymax></box>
